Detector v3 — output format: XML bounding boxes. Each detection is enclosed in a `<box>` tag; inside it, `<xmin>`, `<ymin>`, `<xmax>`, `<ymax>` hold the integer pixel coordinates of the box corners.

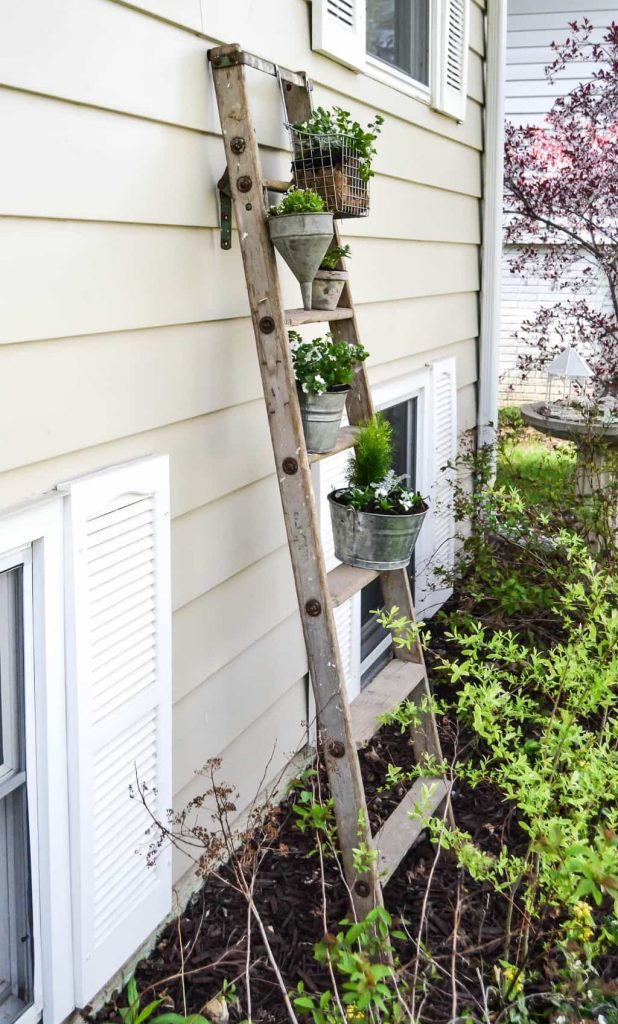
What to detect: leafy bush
<box><xmin>320</xmin><ymin>244</ymin><xmax>351</xmax><ymax>271</ymax></box>
<box><xmin>292</xmin><ymin>908</ymin><xmax>406</xmax><ymax>1024</ymax></box>
<box><xmin>269</xmin><ymin>187</ymin><xmax>325</xmax><ymax>215</ymax></box>
<box><xmin>292</xmin><ymin>106</ymin><xmax>384</xmax><ymax>182</ymax></box>
<box><xmin>102</xmin><ymin>977</ymin><xmax>211</xmax><ymax>1024</ymax></box>
<box><xmin>430</xmin><ymin>536</ymin><xmax>618</xmax><ymax>976</ymax></box>
<box><xmin>289</xmin><ymin>330</ymin><xmax>368</xmax><ymax>395</ymax></box>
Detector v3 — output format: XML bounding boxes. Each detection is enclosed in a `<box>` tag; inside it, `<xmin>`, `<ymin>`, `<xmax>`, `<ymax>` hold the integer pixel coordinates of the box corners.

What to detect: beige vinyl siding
<box><xmin>0</xmin><ymin>0</ymin><xmax>485</xmax><ymax>883</ymax></box>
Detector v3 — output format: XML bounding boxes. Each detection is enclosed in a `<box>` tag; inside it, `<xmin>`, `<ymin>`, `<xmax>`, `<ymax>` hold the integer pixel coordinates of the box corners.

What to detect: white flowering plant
<box><xmin>289</xmin><ymin>330</ymin><xmax>368</xmax><ymax>396</ymax></box>
<box><xmin>342</xmin><ymin>470</ymin><xmax>426</xmax><ymax>515</ymax></box>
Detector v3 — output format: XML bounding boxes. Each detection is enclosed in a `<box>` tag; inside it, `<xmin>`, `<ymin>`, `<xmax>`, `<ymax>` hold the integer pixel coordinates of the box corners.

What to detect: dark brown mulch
<box><xmin>98</xmin><ymin>606</ymin><xmax>618</xmax><ymax>1024</ymax></box>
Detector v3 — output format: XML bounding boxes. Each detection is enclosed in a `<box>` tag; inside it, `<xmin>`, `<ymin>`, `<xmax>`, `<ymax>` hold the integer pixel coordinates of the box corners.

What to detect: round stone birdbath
<box><xmin>521</xmin><ymin>401</ymin><xmax>618</xmax><ymax>508</ymax></box>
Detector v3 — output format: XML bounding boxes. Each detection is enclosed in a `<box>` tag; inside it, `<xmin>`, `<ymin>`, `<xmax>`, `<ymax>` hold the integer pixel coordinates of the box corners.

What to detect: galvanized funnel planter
<box><xmin>311</xmin><ymin>269</ymin><xmax>348</xmax><ymax>311</ymax></box>
<box><xmin>268</xmin><ymin>212</ymin><xmax>334</xmax><ymax>310</ymax></box>
<box><xmin>328</xmin><ymin>490</ymin><xmax>428</xmax><ymax>570</ymax></box>
<box><xmin>297</xmin><ymin>386</ymin><xmax>348</xmax><ymax>453</ymax></box>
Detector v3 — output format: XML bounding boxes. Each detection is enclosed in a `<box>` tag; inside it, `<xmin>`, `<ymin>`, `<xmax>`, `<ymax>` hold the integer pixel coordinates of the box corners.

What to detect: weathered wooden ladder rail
<box><xmin>208</xmin><ymin>43</ymin><xmax>450</xmax><ymax>919</ymax></box>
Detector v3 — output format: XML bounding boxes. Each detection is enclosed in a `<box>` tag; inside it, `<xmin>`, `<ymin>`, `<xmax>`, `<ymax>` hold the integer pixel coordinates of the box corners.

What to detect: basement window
<box><xmin>0</xmin><ymin>564</ymin><xmax>34</xmax><ymax>1024</ymax></box>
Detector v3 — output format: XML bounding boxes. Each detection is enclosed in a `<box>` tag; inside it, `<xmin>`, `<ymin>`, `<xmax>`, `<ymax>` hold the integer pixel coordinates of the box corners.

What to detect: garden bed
<box><xmin>97</xmin><ymin>580</ymin><xmax>618</xmax><ymax>1024</ymax></box>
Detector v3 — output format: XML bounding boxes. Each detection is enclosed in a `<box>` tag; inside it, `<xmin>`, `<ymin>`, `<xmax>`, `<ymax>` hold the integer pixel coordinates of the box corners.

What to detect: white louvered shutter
<box><xmin>60</xmin><ymin>456</ymin><xmax>172</xmax><ymax>1006</ymax></box>
<box><xmin>313</xmin><ymin>450</ymin><xmax>360</xmax><ymax>701</ymax></box>
<box><xmin>417</xmin><ymin>359</ymin><xmax>457</xmax><ymax>618</ymax></box>
<box><xmin>312</xmin><ymin>0</ymin><xmax>366</xmax><ymax>71</ymax></box>
<box><xmin>431</xmin><ymin>0</ymin><xmax>470</xmax><ymax>121</ymax></box>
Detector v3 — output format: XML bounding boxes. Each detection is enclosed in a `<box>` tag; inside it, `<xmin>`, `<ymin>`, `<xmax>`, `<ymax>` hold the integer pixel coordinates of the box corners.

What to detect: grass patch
<box><xmin>496</xmin><ymin>407</ymin><xmax>576</xmax><ymax>511</ymax></box>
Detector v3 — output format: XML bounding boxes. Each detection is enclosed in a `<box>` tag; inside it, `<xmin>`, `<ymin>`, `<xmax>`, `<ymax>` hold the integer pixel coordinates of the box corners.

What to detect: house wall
<box><xmin>505</xmin><ymin>0</ymin><xmax>616</xmax><ymax>127</ymax></box>
<box><xmin>0</xmin><ymin>0</ymin><xmax>485</xmax><ymax>882</ymax></box>
<box><xmin>500</xmin><ymin>0</ymin><xmax>618</xmax><ymax>402</ymax></box>
<box><xmin>500</xmin><ymin>247</ymin><xmax>615</xmax><ymax>403</ymax></box>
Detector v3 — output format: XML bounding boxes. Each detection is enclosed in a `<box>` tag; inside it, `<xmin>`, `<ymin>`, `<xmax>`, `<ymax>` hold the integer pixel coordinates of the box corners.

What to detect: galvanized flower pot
<box><xmin>268</xmin><ymin>212</ymin><xmax>334</xmax><ymax>310</ymax></box>
<box><xmin>311</xmin><ymin>270</ymin><xmax>348</xmax><ymax>311</ymax></box>
<box><xmin>328</xmin><ymin>490</ymin><xmax>428</xmax><ymax>570</ymax></box>
<box><xmin>297</xmin><ymin>387</ymin><xmax>348</xmax><ymax>453</ymax></box>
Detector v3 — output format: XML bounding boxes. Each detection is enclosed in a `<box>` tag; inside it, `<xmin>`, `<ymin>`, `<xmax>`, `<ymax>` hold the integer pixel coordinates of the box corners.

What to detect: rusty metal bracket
<box><xmin>217</xmin><ymin>169</ymin><xmax>232</xmax><ymax>251</ymax></box>
<box><xmin>207</xmin><ymin>45</ymin><xmax>310</xmax><ymax>90</ymax></box>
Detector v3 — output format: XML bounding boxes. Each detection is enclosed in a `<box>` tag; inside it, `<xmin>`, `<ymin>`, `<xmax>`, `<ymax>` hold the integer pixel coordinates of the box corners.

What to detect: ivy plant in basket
<box><xmin>328</xmin><ymin>416</ymin><xmax>428</xmax><ymax>570</ymax></box>
<box><xmin>289</xmin><ymin>330</ymin><xmax>369</xmax><ymax>455</ymax></box>
<box><xmin>268</xmin><ymin>188</ymin><xmax>334</xmax><ymax>311</ymax></box>
<box><xmin>290</xmin><ymin>107</ymin><xmax>384</xmax><ymax>218</ymax></box>
<box><xmin>312</xmin><ymin>244</ymin><xmax>351</xmax><ymax>312</ymax></box>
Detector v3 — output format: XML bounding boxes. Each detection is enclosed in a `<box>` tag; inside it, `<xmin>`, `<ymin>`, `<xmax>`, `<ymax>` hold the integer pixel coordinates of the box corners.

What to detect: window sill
<box><xmin>364</xmin><ymin>55</ymin><xmax>431</xmax><ymax>104</ymax></box>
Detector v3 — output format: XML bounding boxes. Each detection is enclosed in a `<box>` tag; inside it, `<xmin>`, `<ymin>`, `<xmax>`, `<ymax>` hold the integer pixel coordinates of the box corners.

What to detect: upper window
<box><xmin>366</xmin><ymin>0</ymin><xmax>429</xmax><ymax>85</ymax></box>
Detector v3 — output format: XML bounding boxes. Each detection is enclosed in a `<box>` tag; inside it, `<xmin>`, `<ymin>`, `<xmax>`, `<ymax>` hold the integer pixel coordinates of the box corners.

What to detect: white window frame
<box><xmin>0</xmin><ymin>545</ymin><xmax>40</xmax><ymax>1024</ymax></box>
<box><xmin>365</xmin><ymin>0</ymin><xmax>432</xmax><ymax>101</ymax></box>
<box><xmin>365</xmin><ymin>53</ymin><xmax>431</xmax><ymax>102</ymax></box>
<box><xmin>0</xmin><ymin>497</ymin><xmax>73</xmax><ymax>1024</ymax></box>
<box><xmin>313</xmin><ymin>0</ymin><xmax>468</xmax><ymax>119</ymax></box>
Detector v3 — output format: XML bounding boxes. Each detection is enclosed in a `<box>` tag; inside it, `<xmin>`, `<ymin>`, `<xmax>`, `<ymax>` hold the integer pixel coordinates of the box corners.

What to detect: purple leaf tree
<box><xmin>504</xmin><ymin>20</ymin><xmax>618</xmax><ymax>397</ymax></box>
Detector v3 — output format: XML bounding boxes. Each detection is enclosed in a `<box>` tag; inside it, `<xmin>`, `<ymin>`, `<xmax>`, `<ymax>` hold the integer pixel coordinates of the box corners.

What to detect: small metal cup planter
<box><xmin>328</xmin><ymin>490</ymin><xmax>429</xmax><ymax>570</ymax></box>
<box><xmin>311</xmin><ymin>269</ymin><xmax>348</xmax><ymax>311</ymax></box>
<box><xmin>297</xmin><ymin>385</ymin><xmax>349</xmax><ymax>454</ymax></box>
<box><xmin>289</xmin><ymin>127</ymin><xmax>370</xmax><ymax>219</ymax></box>
<box><xmin>268</xmin><ymin>211</ymin><xmax>334</xmax><ymax>310</ymax></box>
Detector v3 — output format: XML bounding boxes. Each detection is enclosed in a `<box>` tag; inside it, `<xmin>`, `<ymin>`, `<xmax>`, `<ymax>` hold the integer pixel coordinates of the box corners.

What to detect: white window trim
<box><xmin>0</xmin><ymin>544</ymin><xmax>41</xmax><ymax>1024</ymax></box>
<box><xmin>0</xmin><ymin>496</ymin><xmax>73</xmax><ymax>1024</ymax></box>
<box><xmin>365</xmin><ymin>53</ymin><xmax>431</xmax><ymax>104</ymax></box>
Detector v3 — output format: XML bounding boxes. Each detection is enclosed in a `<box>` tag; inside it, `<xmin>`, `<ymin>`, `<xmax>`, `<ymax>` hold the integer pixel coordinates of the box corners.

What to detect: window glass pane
<box><xmin>367</xmin><ymin>0</ymin><xmax>429</xmax><ymax>85</ymax></box>
<box><xmin>0</xmin><ymin>566</ymin><xmax>33</xmax><ymax>1024</ymax></box>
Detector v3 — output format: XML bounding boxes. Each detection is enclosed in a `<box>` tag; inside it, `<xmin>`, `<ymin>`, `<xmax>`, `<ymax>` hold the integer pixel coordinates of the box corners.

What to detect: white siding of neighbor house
<box><xmin>500</xmin><ymin>247</ymin><xmax>615</xmax><ymax>403</ymax></box>
<box><xmin>505</xmin><ymin>0</ymin><xmax>617</xmax><ymax>127</ymax></box>
<box><xmin>500</xmin><ymin>0</ymin><xmax>618</xmax><ymax>402</ymax></box>
<box><xmin>0</xmin><ymin>0</ymin><xmax>485</xmax><ymax>891</ymax></box>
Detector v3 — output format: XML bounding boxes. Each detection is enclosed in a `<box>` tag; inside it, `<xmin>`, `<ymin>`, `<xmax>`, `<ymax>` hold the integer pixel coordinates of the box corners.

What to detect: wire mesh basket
<box><xmin>287</xmin><ymin>125</ymin><xmax>370</xmax><ymax>218</ymax></box>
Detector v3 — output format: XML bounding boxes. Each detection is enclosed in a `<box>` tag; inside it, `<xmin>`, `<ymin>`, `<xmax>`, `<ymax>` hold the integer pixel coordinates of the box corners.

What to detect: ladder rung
<box><xmin>328</xmin><ymin>564</ymin><xmax>379</xmax><ymax>607</ymax></box>
<box><xmin>375</xmin><ymin>777</ymin><xmax>449</xmax><ymax>883</ymax></box>
<box><xmin>284</xmin><ymin>308</ymin><xmax>354</xmax><ymax>326</ymax></box>
<box><xmin>264</xmin><ymin>179</ymin><xmax>292</xmax><ymax>193</ymax></box>
<box><xmin>350</xmin><ymin>659</ymin><xmax>426</xmax><ymax>748</ymax></box>
<box><xmin>307</xmin><ymin>426</ymin><xmax>359</xmax><ymax>464</ymax></box>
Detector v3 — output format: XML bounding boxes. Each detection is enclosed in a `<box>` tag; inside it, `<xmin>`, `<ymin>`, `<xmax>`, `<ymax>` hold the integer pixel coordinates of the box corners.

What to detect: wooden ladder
<box><xmin>209</xmin><ymin>44</ymin><xmax>450</xmax><ymax>920</ymax></box>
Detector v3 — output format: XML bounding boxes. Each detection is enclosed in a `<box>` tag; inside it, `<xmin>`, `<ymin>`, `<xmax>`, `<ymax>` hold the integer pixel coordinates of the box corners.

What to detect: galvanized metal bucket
<box><xmin>298</xmin><ymin>387</ymin><xmax>348</xmax><ymax>453</ymax></box>
<box><xmin>328</xmin><ymin>490</ymin><xmax>428</xmax><ymax>570</ymax></box>
<box><xmin>311</xmin><ymin>270</ymin><xmax>348</xmax><ymax>311</ymax></box>
<box><xmin>268</xmin><ymin>212</ymin><xmax>334</xmax><ymax>310</ymax></box>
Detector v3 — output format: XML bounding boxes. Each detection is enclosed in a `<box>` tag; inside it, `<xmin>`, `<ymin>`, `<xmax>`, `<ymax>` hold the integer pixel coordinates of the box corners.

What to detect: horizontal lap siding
<box><xmin>0</xmin><ymin>0</ymin><xmax>484</xmax><ymax>874</ymax></box>
<box><xmin>505</xmin><ymin>1</ymin><xmax>615</xmax><ymax>125</ymax></box>
<box><xmin>500</xmin><ymin>1</ymin><xmax>615</xmax><ymax>398</ymax></box>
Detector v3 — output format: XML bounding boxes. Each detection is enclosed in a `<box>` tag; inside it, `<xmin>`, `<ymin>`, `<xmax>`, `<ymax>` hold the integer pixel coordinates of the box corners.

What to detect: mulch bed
<box><xmin>98</xmin><ymin>602</ymin><xmax>618</xmax><ymax>1024</ymax></box>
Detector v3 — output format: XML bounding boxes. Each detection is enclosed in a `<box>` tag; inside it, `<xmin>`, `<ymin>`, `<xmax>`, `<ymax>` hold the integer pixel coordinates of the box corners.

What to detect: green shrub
<box><xmin>320</xmin><ymin>244</ymin><xmax>351</xmax><ymax>271</ymax></box>
<box><xmin>347</xmin><ymin>415</ymin><xmax>392</xmax><ymax>488</ymax></box>
<box><xmin>269</xmin><ymin>187</ymin><xmax>325</xmax><ymax>215</ymax></box>
<box><xmin>339</xmin><ymin>416</ymin><xmax>425</xmax><ymax>514</ymax></box>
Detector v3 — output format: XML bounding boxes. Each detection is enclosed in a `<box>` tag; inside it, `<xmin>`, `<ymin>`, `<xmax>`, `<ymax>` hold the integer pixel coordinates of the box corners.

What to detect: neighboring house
<box><xmin>0</xmin><ymin>1</ymin><xmax>502</xmax><ymax>1021</ymax></box>
<box><xmin>499</xmin><ymin>0</ymin><xmax>617</xmax><ymax>403</ymax></box>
